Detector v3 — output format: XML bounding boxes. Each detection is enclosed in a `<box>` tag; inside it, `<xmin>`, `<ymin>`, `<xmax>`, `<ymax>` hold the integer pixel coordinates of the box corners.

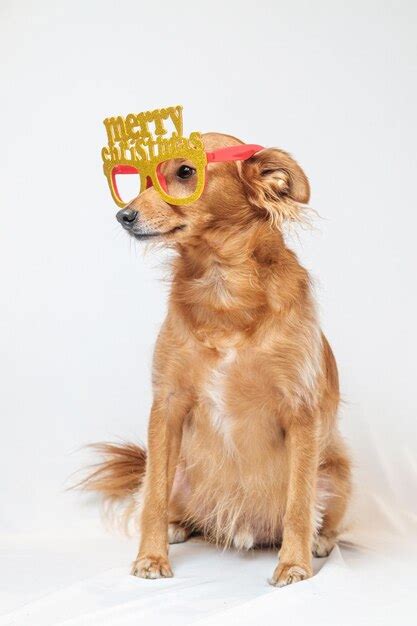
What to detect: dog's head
<box><xmin>116</xmin><ymin>133</ymin><xmax>310</xmax><ymax>244</ymax></box>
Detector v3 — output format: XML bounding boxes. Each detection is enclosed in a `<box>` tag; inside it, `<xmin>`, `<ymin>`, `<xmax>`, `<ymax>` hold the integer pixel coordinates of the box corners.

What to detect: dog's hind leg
<box><xmin>168</xmin><ymin>522</ymin><xmax>192</xmax><ymax>544</ymax></box>
<box><xmin>313</xmin><ymin>446</ymin><xmax>352</xmax><ymax>557</ymax></box>
<box><xmin>167</xmin><ymin>465</ymin><xmax>192</xmax><ymax>544</ymax></box>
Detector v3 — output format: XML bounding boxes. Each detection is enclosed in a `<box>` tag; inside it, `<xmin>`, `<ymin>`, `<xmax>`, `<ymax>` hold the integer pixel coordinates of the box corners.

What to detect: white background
<box><xmin>1</xmin><ymin>1</ymin><xmax>416</xmax><ymax>624</ymax></box>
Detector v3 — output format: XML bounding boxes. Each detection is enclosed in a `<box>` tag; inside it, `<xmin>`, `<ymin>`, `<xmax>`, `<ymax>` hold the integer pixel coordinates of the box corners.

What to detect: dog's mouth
<box><xmin>131</xmin><ymin>225</ymin><xmax>186</xmax><ymax>241</ymax></box>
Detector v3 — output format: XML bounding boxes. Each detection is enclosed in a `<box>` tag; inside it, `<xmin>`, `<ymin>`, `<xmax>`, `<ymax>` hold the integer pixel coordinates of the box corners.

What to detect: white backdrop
<box><xmin>1</xmin><ymin>1</ymin><xmax>417</xmax><ymax>624</ymax></box>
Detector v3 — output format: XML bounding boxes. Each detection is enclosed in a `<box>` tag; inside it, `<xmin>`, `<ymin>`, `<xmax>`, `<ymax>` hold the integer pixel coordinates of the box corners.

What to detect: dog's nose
<box><xmin>116</xmin><ymin>208</ymin><xmax>137</xmax><ymax>227</ymax></box>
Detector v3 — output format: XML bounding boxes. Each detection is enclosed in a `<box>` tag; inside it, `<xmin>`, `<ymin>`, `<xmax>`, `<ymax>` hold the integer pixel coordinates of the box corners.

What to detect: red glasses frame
<box><xmin>111</xmin><ymin>143</ymin><xmax>264</xmax><ymax>202</ymax></box>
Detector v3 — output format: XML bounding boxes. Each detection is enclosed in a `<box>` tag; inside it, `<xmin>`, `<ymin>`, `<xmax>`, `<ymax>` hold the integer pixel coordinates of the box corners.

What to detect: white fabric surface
<box><xmin>1</xmin><ymin>523</ymin><xmax>416</xmax><ymax>626</ymax></box>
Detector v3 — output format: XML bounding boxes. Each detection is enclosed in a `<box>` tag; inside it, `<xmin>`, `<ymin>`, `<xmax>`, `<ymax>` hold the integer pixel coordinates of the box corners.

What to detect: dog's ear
<box><xmin>240</xmin><ymin>148</ymin><xmax>310</xmax><ymax>227</ymax></box>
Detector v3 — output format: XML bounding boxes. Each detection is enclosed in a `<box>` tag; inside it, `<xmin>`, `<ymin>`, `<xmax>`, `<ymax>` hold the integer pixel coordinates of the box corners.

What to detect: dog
<box><xmin>82</xmin><ymin>132</ymin><xmax>351</xmax><ymax>587</ymax></box>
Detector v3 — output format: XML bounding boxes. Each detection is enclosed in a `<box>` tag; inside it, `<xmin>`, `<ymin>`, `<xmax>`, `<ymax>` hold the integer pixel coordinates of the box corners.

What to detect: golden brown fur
<box><xmin>81</xmin><ymin>133</ymin><xmax>351</xmax><ymax>586</ymax></box>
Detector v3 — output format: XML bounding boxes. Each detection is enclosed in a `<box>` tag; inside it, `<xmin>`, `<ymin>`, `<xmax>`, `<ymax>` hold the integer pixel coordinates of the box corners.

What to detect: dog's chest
<box><xmin>201</xmin><ymin>348</ymin><xmax>237</xmax><ymax>448</ymax></box>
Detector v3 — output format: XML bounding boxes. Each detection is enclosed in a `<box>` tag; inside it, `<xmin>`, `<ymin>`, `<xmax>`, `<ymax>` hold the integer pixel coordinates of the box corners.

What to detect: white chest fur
<box><xmin>203</xmin><ymin>348</ymin><xmax>237</xmax><ymax>450</ymax></box>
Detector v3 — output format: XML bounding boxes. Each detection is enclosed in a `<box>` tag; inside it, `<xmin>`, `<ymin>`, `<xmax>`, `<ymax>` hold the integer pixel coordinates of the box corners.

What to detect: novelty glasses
<box><xmin>101</xmin><ymin>106</ymin><xmax>263</xmax><ymax>207</ymax></box>
<box><xmin>109</xmin><ymin>144</ymin><xmax>264</xmax><ymax>207</ymax></box>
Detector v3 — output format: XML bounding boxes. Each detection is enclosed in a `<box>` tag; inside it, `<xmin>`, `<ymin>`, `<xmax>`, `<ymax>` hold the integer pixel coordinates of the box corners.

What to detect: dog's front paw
<box><xmin>312</xmin><ymin>533</ymin><xmax>336</xmax><ymax>558</ymax></box>
<box><xmin>269</xmin><ymin>562</ymin><xmax>312</xmax><ymax>588</ymax></box>
<box><xmin>131</xmin><ymin>555</ymin><xmax>173</xmax><ymax>579</ymax></box>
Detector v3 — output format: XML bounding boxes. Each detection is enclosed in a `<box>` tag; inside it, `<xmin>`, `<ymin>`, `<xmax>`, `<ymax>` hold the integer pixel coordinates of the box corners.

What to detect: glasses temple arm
<box><xmin>206</xmin><ymin>144</ymin><xmax>264</xmax><ymax>163</ymax></box>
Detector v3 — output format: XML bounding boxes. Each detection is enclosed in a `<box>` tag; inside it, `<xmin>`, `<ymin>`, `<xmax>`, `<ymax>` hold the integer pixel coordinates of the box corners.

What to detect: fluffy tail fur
<box><xmin>75</xmin><ymin>442</ymin><xmax>147</xmax><ymax>525</ymax></box>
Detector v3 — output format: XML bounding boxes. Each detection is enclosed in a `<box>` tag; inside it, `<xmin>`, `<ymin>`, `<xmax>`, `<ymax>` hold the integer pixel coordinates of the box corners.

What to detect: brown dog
<box><xmin>83</xmin><ymin>133</ymin><xmax>351</xmax><ymax>587</ymax></box>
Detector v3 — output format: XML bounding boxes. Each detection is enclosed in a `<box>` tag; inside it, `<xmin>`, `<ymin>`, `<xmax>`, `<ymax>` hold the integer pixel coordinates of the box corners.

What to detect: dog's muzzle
<box><xmin>115</xmin><ymin>207</ymin><xmax>163</xmax><ymax>239</ymax></box>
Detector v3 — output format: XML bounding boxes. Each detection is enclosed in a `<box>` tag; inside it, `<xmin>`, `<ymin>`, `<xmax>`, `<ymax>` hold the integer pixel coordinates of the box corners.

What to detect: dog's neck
<box><xmin>171</xmin><ymin>221</ymin><xmax>310</xmax><ymax>348</ymax></box>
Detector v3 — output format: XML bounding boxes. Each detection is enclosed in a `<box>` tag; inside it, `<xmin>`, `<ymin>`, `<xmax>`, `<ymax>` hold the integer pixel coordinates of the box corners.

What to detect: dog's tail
<box><xmin>75</xmin><ymin>442</ymin><xmax>147</xmax><ymax>526</ymax></box>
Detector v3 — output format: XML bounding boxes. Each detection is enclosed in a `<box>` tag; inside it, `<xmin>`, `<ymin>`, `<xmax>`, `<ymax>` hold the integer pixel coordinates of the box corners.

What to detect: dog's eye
<box><xmin>176</xmin><ymin>165</ymin><xmax>196</xmax><ymax>180</ymax></box>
